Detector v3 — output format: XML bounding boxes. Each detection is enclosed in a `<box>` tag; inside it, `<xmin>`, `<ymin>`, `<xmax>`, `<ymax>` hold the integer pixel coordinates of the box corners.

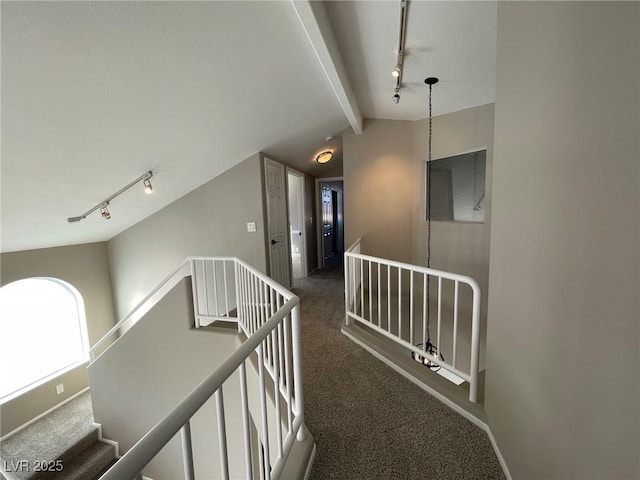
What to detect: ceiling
<box><xmin>1</xmin><ymin>1</ymin><xmax>496</xmax><ymax>254</ymax></box>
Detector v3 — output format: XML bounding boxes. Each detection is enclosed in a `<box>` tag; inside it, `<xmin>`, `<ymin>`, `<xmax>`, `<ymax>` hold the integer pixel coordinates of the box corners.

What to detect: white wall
<box><xmin>107</xmin><ymin>153</ymin><xmax>268</xmax><ymax>319</ymax></box>
<box><xmin>486</xmin><ymin>2</ymin><xmax>639</xmax><ymax>478</ymax></box>
<box><xmin>0</xmin><ymin>242</ymin><xmax>117</xmax><ymax>436</ymax></box>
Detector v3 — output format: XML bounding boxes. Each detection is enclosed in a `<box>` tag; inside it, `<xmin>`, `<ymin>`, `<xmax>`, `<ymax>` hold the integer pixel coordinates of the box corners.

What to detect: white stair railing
<box><xmin>94</xmin><ymin>257</ymin><xmax>305</xmax><ymax>480</ymax></box>
<box><xmin>190</xmin><ymin>257</ymin><xmax>239</xmax><ymax>328</ymax></box>
<box><xmin>345</xmin><ymin>239</ymin><xmax>481</xmax><ymax>402</ymax></box>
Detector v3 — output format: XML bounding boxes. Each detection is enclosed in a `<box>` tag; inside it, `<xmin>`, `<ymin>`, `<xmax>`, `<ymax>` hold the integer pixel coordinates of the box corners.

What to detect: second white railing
<box><xmin>345</xmin><ymin>239</ymin><xmax>481</xmax><ymax>402</ymax></box>
<box><xmin>95</xmin><ymin>256</ymin><xmax>306</xmax><ymax>480</ymax></box>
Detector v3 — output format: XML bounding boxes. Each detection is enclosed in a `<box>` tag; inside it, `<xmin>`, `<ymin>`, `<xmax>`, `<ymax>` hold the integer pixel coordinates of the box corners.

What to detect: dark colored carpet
<box><xmin>0</xmin><ymin>393</ymin><xmax>116</xmax><ymax>480</ymax></box>
<box><xmin>294</xmin><ymin>261</ymin><xmax>505</xmax><ymax>480</ymax></box>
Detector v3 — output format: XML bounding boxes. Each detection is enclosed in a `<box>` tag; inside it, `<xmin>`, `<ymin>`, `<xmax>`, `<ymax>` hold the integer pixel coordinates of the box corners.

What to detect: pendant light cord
<box><xmin>426</xmin><ymin>81</ymin><xmax>433</xmax><ymax>344</ymax></box>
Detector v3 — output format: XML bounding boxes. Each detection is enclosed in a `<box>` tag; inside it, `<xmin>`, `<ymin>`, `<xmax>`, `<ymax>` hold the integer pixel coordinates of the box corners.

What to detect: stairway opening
<box><xmin>0</xmin><ymin>391</ymin><xmax>116</xmax><ymax>480</ymax></box>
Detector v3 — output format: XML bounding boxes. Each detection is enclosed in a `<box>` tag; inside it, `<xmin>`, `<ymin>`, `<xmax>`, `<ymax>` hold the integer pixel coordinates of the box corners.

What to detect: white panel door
<box><xmin>264</xmin><ymin>158</ymin><xmax>291</xmax><ymax>288</ymax></box>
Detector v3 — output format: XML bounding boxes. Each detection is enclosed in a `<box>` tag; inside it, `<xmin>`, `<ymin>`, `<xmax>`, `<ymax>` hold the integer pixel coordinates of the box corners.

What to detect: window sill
<box><xmin>0</xmin><ymin>356</ymin><xmax>89</xmax><ymax>406</ymax></box>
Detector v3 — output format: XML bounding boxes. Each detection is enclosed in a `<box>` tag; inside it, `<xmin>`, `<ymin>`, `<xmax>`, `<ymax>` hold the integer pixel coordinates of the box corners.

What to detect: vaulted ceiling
<box><xmin>1</xmin><ymin>1</ymin><xmax>496</xmax><ymax>253</ymax></box>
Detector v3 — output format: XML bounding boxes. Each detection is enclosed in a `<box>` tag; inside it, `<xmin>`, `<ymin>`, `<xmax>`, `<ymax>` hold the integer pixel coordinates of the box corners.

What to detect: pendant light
<box><xmin>411</xmin><ymin>77</ymin><xmax>445</xmax><ymax>371</ymax></box>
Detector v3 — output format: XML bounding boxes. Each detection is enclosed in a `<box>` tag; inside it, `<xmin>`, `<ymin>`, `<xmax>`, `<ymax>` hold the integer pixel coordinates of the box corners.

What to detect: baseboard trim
<box><xmin>303</xmin><ymin>442</ymin><xmax>317</xmax><ymax>480</ymax></box>
<box><xmin>0</xmin><ymin>387</ymin><xmax>90</xmax><ymax>442</ymax></box>
<box><xmin>342</xmin><ymin>327</ymin><xmax>488</xmax><ymax>430</ymax></box>
<box><xmin>485</xmin><ymin>426</ymin><xmax>512</xmax><ymax>480</ymax></box>
<box><xmin>342</xmin><ymin>326</ymin><xmax>512</xmax><ymax>480</ymax></box>
<box><xmin>94</xmin><ymin>423</ymin><xmax>120</xmax><ymax>458</ymax></box>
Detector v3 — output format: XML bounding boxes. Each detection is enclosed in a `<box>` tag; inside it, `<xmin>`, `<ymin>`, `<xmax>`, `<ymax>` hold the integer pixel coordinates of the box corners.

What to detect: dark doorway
<box><xmin>317</xmin><ymin>179</ymin><xmax>344</xmax><ymax>269</ymax></box>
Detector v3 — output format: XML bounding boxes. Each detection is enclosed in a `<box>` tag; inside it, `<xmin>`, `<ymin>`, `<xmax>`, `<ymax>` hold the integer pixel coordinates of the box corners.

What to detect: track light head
<box><xmin>143</xmin><ymin>178</ymin><xmax>153</xmax><ymax>194</ymax></box>
<box><xmin>392</xmin><ymin>89</ymin><xmax>400</xmax><ymax>104</ymax></box>
<box><xmin>392</xmin><ymin>65</ymin><xmax>401</xmax><ymax>78</ymax></box>
<box><xmin>100</xmin><ymin>204</ymin><xmax>111</xmax><ymax>220</ymax></box>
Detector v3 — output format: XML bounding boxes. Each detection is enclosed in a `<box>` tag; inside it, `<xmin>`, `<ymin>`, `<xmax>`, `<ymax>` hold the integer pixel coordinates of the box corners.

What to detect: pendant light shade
<box><xmin>411</xmin><ymin>343</ymin><xmax>444</xmax><ymax>371</ymax></box>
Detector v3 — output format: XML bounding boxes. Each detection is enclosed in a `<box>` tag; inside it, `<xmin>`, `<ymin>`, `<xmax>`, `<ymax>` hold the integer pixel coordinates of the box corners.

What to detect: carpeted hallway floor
<box><xmin>293</xmin><ymin>260</ymin><xmax>505</xmax><ymax>480</ymax></box>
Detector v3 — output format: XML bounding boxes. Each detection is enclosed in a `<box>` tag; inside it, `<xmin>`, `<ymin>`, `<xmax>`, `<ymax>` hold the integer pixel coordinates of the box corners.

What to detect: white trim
<box><xmin>0</xmin><ymin>358</ymin><xmax>89</xmax><ymax>406</ymax></box>
<box><xmin>94</xmin><ymin>423</ymin><xmax>120</xmax><ymax>458</ymax></box>
<box><xmin>341</xmin><ymin>327</ymin><xmax>512</xmax><ymax>480</ymax></box>
<box><xmin>303</xmin><ymin>442</ymin><xmax>317</xmax><ymax>480</ymax></box>
<box><xmin>341</xmin><ymin>327</ymin><xmax>487</xmax><ymax>430</ymax></box>
<box><xmin>290</xmin><ymin>1</ymin><xmax>362</xmax><ymax>134</ymax></box>
<box><xmin>429</xmin><ymin>146</ymin><xmax>488</xmax><ymax>163</ymax></box>
<box><xmin>0</xmin><ymin>386</ymin><xmax>90</xmax><ymax>441</ymax></box>
<box><xmin>486</xmin><ymin>428</ymin><xmax>512</xmax><ymax>480</ymax></box>
<box><xmin>0</xmin><ymin>462</ymin><xmax>18</xmax><ymax>480</ymax></box>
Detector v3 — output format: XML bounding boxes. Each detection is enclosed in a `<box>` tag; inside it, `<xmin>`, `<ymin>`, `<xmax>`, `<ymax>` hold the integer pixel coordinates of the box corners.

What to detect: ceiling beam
<box><xmin>290</xmin><ymin>0</ymin><xmax>363</xmax><ymax>134</ymax></box>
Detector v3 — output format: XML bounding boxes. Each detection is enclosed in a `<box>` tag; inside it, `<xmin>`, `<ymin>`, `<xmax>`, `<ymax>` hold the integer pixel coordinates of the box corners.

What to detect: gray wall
<box><xmin>486</xmin><ymin>2</ymin><xmax>639</xmax><ymax>478</ymax></box>
<box><xmin>0</xmin><ymin>242</ymin><xmax>117</xmax><ymax>436</ymax></box>
<box><xmin>88</xmin><ymin>278</ymin><xmax>245</xmax><ymax>479</ymax></box>
<box><xmin>108</xmin><ymin>153</ymin><xmax>268</xmax><ymax>319</ymax></box>
<box><xmin>343</xmin><ymin>107</ymin><xmax>493</xmax><ymax>352</ymax></box>
<box><xmin>342</xmin><ymin>110</ymin><xmax>493</xmax><ymax>373</ymax></box>
<box><xmin>344</xmin><ymin>119</ymin><xmax>415</xmax><ymax>262</ymax></box>
<box><xmin>412</xmin><ymin>106</ymin><xmax>494</xmax><ymax>286</ymax></box>
<box><xmin>413</xmin><ymin>105</ymin><xmax>494</xmax><ymax>368</ymax></box>
<box><xmin>344</xmin><ymin>105</ymin><xmax>493</xmax><ymax>277</ymax></box>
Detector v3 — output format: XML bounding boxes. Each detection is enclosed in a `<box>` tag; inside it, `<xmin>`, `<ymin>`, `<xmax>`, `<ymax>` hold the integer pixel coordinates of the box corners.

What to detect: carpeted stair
<box><xmin>1</xmin><ymin>392</ymin><xmax>116</xmax><ymax>480</ymax></box>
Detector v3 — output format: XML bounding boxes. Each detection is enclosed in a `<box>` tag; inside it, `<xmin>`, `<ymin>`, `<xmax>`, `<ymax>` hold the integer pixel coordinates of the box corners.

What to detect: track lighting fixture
<box><xmin>391</xmin><ymin>0</ymin><xmax>408</xmax><ymax>103</ymax></box>
<box><xmin>67</xmin><ymin>170</ymin><xmax>154</xmax><ymax>223</ymax></box>
<box><xmin>315</xmin><ymin>151</ymin><xmax>333</xmax><ymax>164</ymax></box>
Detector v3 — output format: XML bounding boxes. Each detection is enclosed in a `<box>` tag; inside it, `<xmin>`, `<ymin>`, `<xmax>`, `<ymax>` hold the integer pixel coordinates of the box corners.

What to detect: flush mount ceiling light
<box><xmin>67</xmin><ymin>170</ymin><xmax>154</xmax><ymax>223</ymax></box>
<box><xmin>391</xmin><ymin>0</ymin><xmax>408</xmax><ymax>103</ymax></box>
<box><xmin>315</xmin><ymin>151</ymin><xmax>333</xmax><ymax>164</ymax></box>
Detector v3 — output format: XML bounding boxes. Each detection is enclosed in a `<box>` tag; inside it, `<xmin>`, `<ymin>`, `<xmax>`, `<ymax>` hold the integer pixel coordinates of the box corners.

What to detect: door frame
<box><xmin>315</xmin><ymin>176</ymin><xmax>344</xmax><ymax>269</ymax></box>
<box><xmin>286</xmin><ymin>167</ymin><xmax>307</xmax><ymax>279</ymax></box>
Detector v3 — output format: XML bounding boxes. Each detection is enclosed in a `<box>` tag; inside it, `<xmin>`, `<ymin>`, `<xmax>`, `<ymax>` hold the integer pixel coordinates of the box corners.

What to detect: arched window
<box><xmin>0</xmin><ymin>278</ymin><xmax>89</xmax><ymax>402</ymax></box>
